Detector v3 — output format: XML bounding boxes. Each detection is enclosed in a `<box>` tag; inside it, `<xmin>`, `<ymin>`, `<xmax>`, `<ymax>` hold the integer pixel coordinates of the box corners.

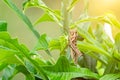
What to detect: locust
<box><xmin>69</xmin><ymin>28</ymin><xmax>83</xmax><ymax>64</ymax></box>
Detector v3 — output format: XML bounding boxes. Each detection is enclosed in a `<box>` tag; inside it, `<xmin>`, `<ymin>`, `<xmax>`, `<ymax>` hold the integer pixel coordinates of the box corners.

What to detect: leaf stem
<box><xmin>62</xmin><ymin>0</ymin><xmax>70</xmax><ymax>34</ymax></box>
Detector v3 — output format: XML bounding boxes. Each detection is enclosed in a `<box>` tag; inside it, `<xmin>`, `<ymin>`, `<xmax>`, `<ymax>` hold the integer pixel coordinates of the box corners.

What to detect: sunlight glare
<box><xmin>104</xmin><ymin>23</ymin><xmax>114</xmax><ymax>43</ymax></box>
<box><xmin>102</xmin><ymin>0</ymin><xmax>116</xmax><ymax>7</ymax></box>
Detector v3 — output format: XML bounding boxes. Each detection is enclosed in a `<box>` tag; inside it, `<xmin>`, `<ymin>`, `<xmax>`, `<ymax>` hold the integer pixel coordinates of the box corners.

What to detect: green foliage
<box><xmin>100</xmin><ymin>73</ymin><xmax>120</xmax><ymax>80</ymax></box>
<box><xmin>35</xmin><ymin>34</ymin><xmax>49</xmax><ymax>50</ymax></box>
<box><xmin>0</xmin><ymin>21</ymin><xmax>7</xmax><ymax>31</ymax></box>
<box><xmin>34</xmin><ymin>13</ymin><xmax>54</xmax><ymax>25</ymax></box>
<box><xmin>115</xmin><ymin>33</ymin><xmax>120</xmax><ymax>52</ymax></box>
<box><xmin>68</xmin><ymin>0</ymin><xmax>81</xmax><ymax>12</ymax></box>
<box><xmin>2</xmin><ymin>64</ymin><xmax>35</xmax><ymax>80</ymax></box>
<box><xmin>0</xmin><ymin>32</ymin><xmax>21</xmax><ymax>64</ymax></box>
<box><xmin>49</xmin><ymin>36</ymin><xmax>68</xmax><ymax>55</ymax></box>
<box><xmin>1</xmin><ymin>0</ymin><xmax>120</xmax><ymax>80</ymax></box>
<box><xmin>43</xmin><ymin>56</ymin><xmax>99</xmax><ymax>80</ymax></box>
<box><xmin>23</xmin><ymin>0</ymin><xmax>62</xmax><ymax>26</ymax></box>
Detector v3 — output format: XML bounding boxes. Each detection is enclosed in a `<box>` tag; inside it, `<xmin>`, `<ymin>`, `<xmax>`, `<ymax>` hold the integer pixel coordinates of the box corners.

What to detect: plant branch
<box><xmin>62</xmin><ymin>0</ymin><xmax>70</xmax><ymax>34</ymax></box>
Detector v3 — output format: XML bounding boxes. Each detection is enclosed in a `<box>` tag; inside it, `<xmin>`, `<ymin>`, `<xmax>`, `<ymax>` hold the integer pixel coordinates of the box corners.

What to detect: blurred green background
<box><xmin>0</xmin><ymin>0</ymin><xmax>120</xmax><ymax>49</ymax></box>
<box><xmin>0</xmin><ymin>0</ymin><xmax>120</xmax><ymax>79</ymax></box>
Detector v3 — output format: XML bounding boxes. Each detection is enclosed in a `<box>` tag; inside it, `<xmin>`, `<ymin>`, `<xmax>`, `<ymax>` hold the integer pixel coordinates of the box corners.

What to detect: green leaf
<box><xmin>33</xmin><ymin>34</ymin><xmax>52</xmax><ymax>56</ymax></box>
<box><xmin>71</xmin><ymin>16</ymin><xmax>103</xmax><ymax>28</ymax></box>
<box><xmin>34</xmin><ymin>34</ymin><xmax>49</xmax><ymax>50</ymax></box>
<box><xmin>100</xmin><ymin>73</ymin><xmax>120</xmax><ymax>80</ymax></box>
<box><xmin>25</xmin><ymin>60</ymin><xmax>37</xmax><ymax>75</ymax></box>
<box><xmin>34</xmin><ymin>13</ymin><xmax>54</xmax><ymax>25</ymax></box>
<box><xmin>49</xmin><ymin>36</ymin><xmax>68</xmax><ymax>54</ymax></box>
<box><xmin>77</xmin><ymin>12</ymin><xmax>90</xmax><ymax>31</ymax></box>
<box><xmin>104</xmin><ymin>59</ymin><xmax>117</xmax><ymax>74</ymax></box>
<box><xmin>94</xmin><ymin>24</ymin><xmax>105</xmax><ymax>43</ymax></box>
<box><xmin>1</xmin><ymin>65</ymin><xmax>35</xmax><ymax>80</ymax></box>
<box><xmin>0</xmin><ymin>32</ymin><xmax>10</xmax><ymax>40</ymax></box>
<box><xmin>0</xmin><ymin>32</ymin><xmax>21</xmax><ymax>64</ymax></box>
<box><xmin>71</xmin><ymin>13</ymin><xmax>120</xmax><ymax>29</ymax></box>
<box><xmin>0</xmin><ymin>63</ymin><xmax>7</xmax><ymax>71</ymax></box>
<box><xmin>16</xmin><ymin>65</ymin><xmax>35</xmax><ymax>80</ymax></box>
<box><xmin>68</xmin><ymin>0</ymin><xmax>81</xmax><ymax>12</ymax></box>
<box><xmin>0</xmin><ymin>32</ymin><xmax>48</xmax><ymax>80</ymax></box>
<box><xmin>0</xmin><ymin>47</ymin><xmax>20</xmax><ymax>64</ymax></box>
<box><xmin>0</xmin><ymin>32</ymin><xmax>23</xmax><ymax>64</ymax></box>
<box><xmin>43</xmin><ymin>56</ymin><xmax>100</xmax><ymax>80</ymax></box>
<box><xmin>78</xmin><ymin>54</ymin><xmax>97</xmax><ymax>72</ymax></box>
<box><xmin>77</xmin><ymin>41</ymin><xmax>111</xmax><ymax>64</ymax></box>
<box><xmin>34</xmin><ymin>10</ymin><xmax>60</xmax><ymax>26</ymax></box>
<box><xmin>0</xmin><ymin>20</ymin><xmax>7</xmax><ymax>31</ymax></box>
<box><xmin>4</xmin><ymin>0</ymin><xmax>40</xmax><ymax>38</ymax></box>
<box><xmin>49</xmin><ymin>39</ymin><xmax>60</xmax><ymax>51</ymax></box>
<box><xmin>94</xmin><ymin>24</ymin><xmax>114</xmax><ymax>52</ymax></box>
<box><xmin>113</xmin><ymin>50</ymin><xmax>120</xmax><ymax>62</ymax></box>
<box><xmin>24</xmin><ymin>60</ymin><xmax>44</xmax><ymax>80</ymax></box>
<box><xmin>115</xmin><ymin>33</ymin><xmax>120</xmax><ymax>53</ymax></box>
<box><xmin>59</xmin><ymin>36</ymin><xmax>68</xmax><ymax>53</ymax></box>
<box><xmin>77</xmin><ymin>27</ymin><xmax>101</xmax><ymax>47</ymax></box>
<box><xmin>104</xmin><ymin>13</ymin><xmax>120</xmax><ymax>29</ymax></box>
<box><xmin>77</xmin><ymin>26</ymin><xmax>113</xmax><ymax>60</ymax></box>
<box><xmin>31</xmin><ymin>54</ymin><xmax>47</xmax><ymax>66</ymax></box>
<box><xmin>2</xmin><ymin>64</ymin><xmax>17</xmax><ymax>80</ymax></box>
<box><xmin>23</xmin><ymin>0</ymin><xmax>62</xmax><ymax>26</ymax></box>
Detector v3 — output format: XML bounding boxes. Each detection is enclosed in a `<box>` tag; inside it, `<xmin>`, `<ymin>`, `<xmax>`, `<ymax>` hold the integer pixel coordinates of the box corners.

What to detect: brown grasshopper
<box><xmin>69</xmin><ymin>28</ymin><xmax>83</xmax><ymax>64</ymax></box>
